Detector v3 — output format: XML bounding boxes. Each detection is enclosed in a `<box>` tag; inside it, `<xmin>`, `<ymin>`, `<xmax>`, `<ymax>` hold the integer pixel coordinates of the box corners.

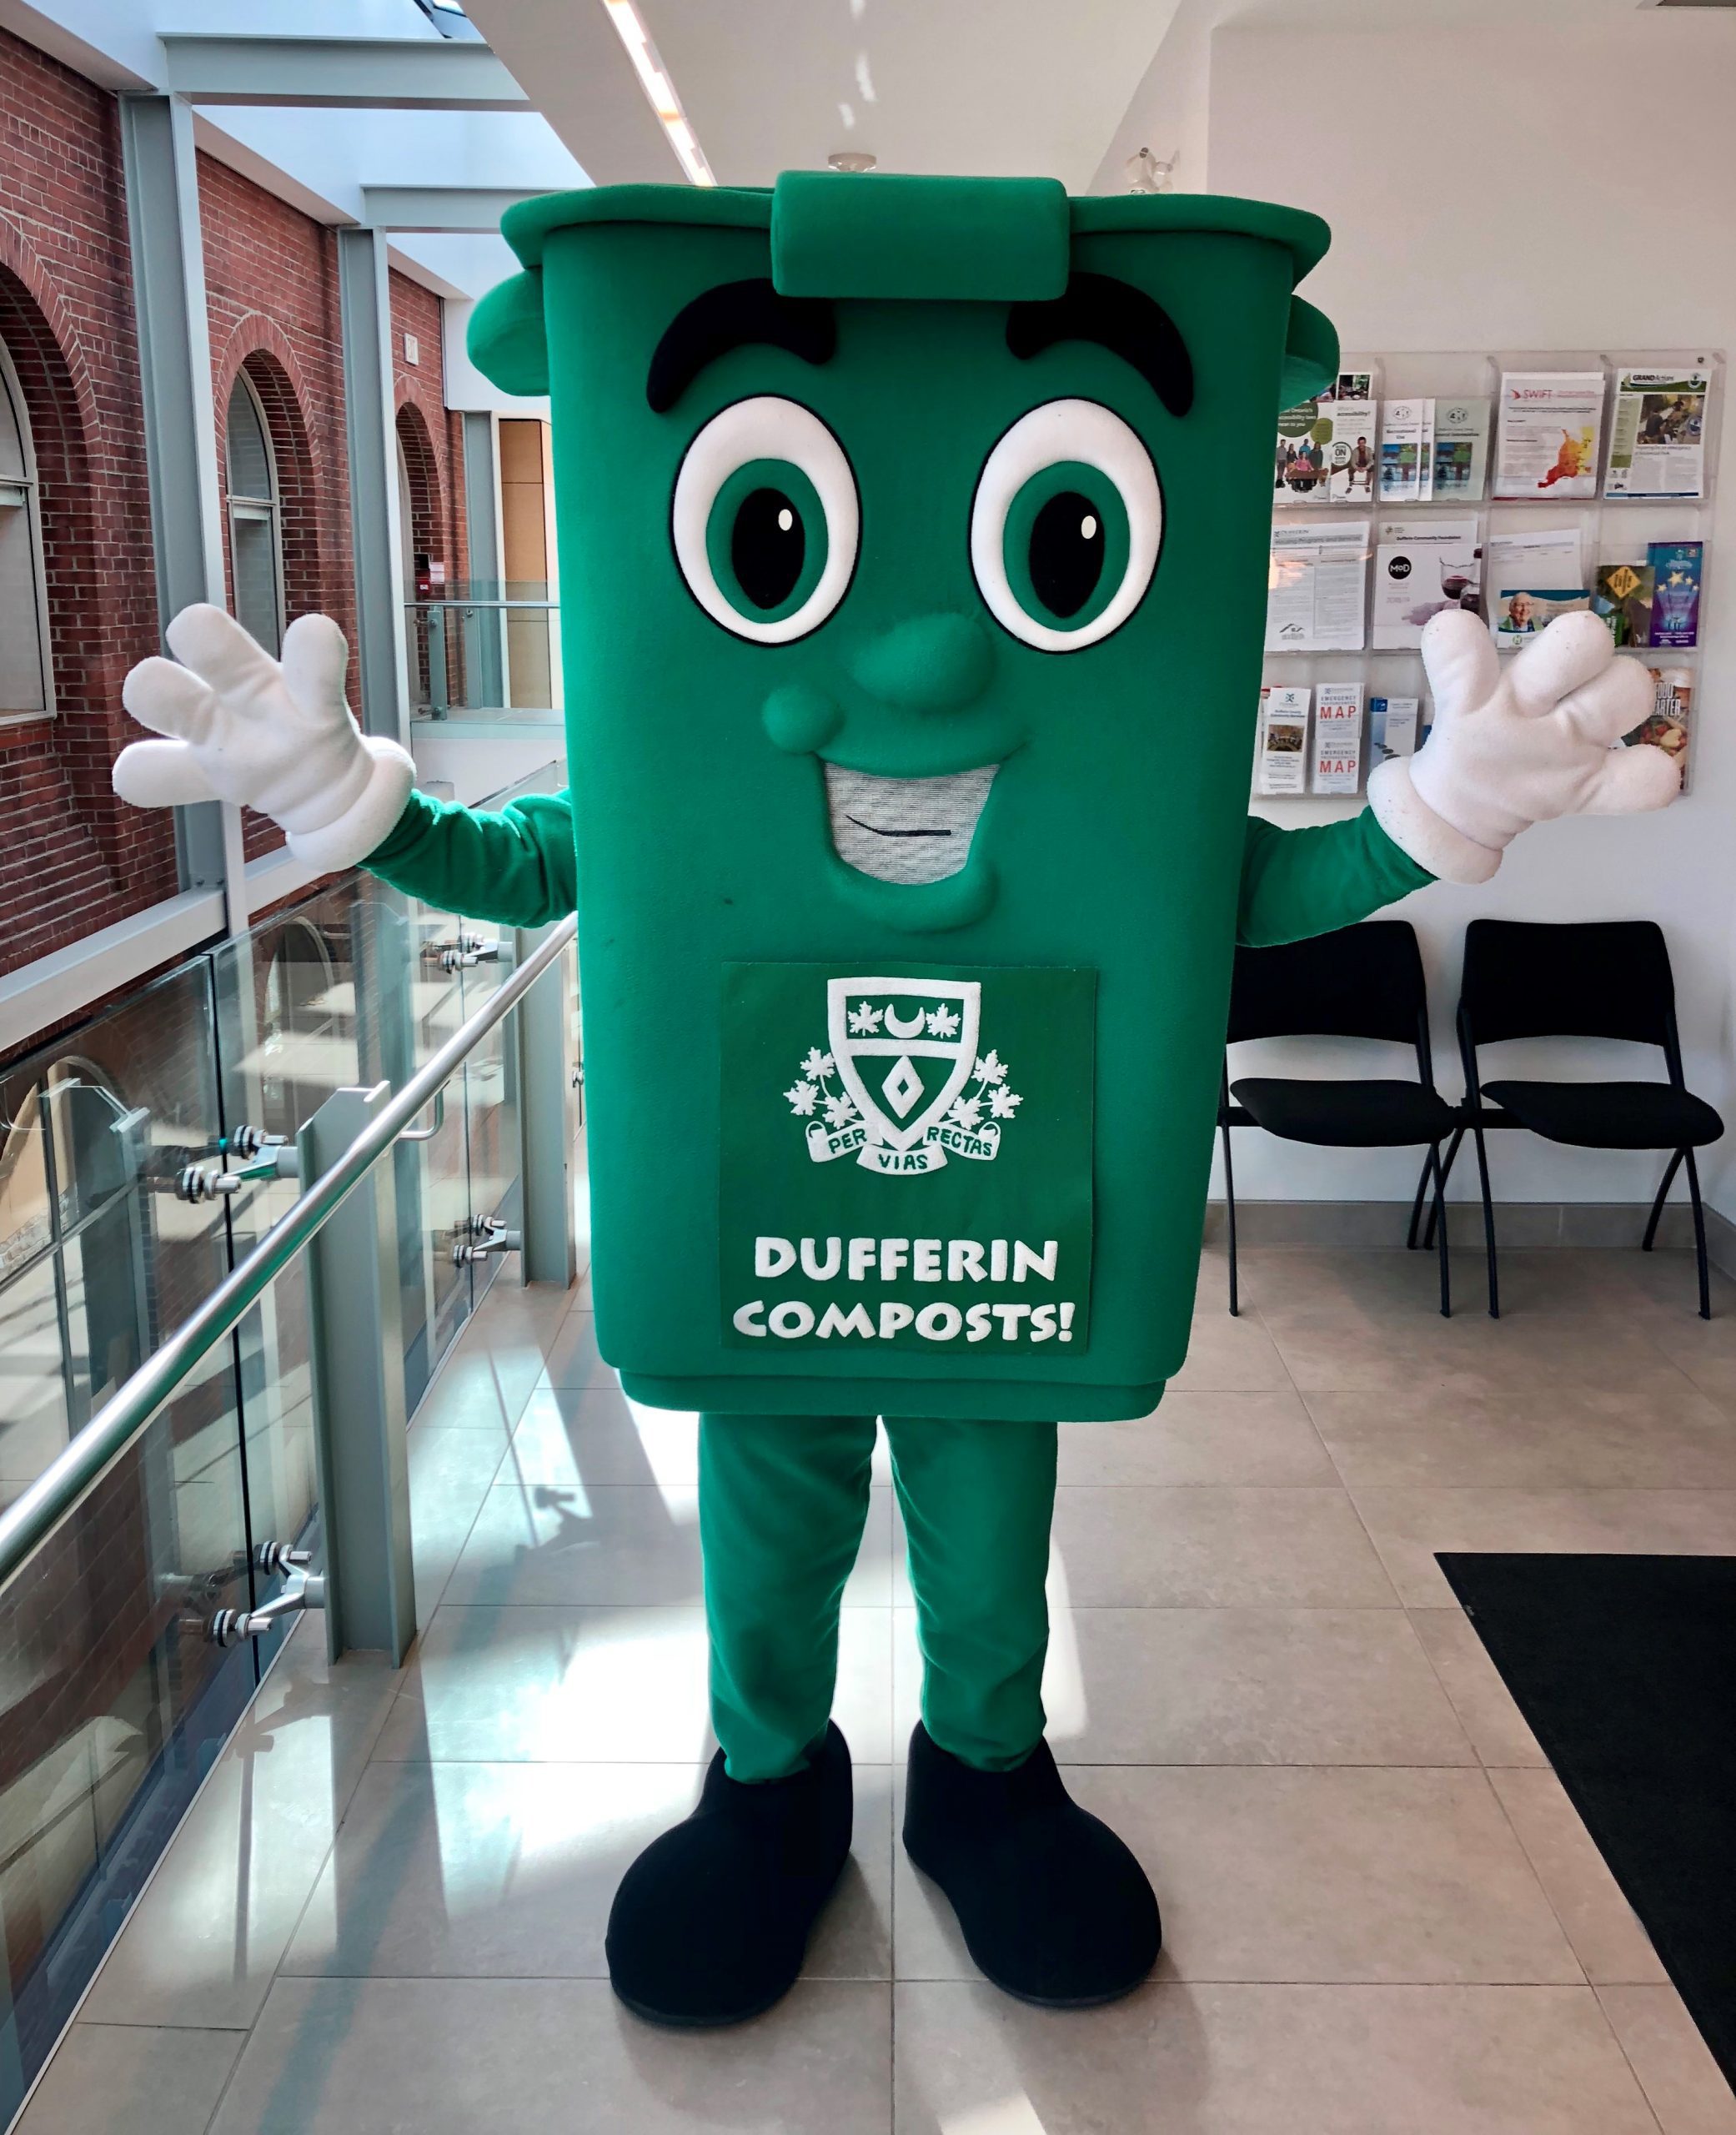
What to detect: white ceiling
<box><xmin>466</xmin><ymin>0</ymin><xmax>1187</xmax><ymax>190</ymax></box>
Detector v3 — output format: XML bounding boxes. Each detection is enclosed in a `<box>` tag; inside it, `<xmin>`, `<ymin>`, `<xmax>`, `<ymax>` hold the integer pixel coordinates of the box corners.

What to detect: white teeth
<box><xmin>823</xmin><ymin>764</ymin><xmax>998</xmax><ymax>885</ymax></box>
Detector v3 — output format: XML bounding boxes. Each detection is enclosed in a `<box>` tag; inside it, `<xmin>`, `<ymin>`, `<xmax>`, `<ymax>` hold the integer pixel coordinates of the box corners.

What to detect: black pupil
<box><xmin>732</xmin><ymin>486</ymin><xmax>806</xmax><ymax>610</ymax></box>
<box><xmin>1028</xmin><ymin>490</ymin><xmax>1105</xmax><ymax>619</ymax></box>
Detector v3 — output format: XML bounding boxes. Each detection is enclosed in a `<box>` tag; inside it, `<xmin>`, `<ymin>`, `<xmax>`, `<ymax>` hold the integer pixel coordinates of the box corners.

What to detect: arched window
<box><xmin>227</xmin><ymin>369</ymin><xmax>283</xmax><ymax>655</ymax></box>
<box><xmin>0</xmin><ymin>329</ymin><xmax>52</xmax><ymax>722</ymax></box>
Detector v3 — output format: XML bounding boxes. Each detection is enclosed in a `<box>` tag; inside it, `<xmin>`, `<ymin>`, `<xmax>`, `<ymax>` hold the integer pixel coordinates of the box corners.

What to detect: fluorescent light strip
<box><xmin>603</xmin><ymin>0</ymin><xmax>715</xmax><ymax>186</ymax></box>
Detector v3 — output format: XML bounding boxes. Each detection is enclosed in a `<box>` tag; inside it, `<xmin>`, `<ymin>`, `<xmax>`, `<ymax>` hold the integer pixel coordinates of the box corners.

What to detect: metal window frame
<box><xmin>223</xmin><ymin>366</ymin><xmax>287</xmax><ymax>656</ymax></box>
<box><xmin>0</xmin><ymin>329</ymin><xmax>58</xmax><ymax>727</ymax></box>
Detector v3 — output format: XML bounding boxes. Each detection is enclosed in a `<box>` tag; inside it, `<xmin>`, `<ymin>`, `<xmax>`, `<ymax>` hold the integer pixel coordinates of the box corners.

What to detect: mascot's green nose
<box><xmin>850</xmin><ymin>613</ymin><xmax>995</xmax><ymax>714</ymax></box>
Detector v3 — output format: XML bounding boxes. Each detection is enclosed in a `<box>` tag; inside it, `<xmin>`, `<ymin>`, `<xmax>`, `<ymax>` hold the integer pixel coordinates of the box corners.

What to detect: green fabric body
<box><xmin>368</xmin><ymin>177</ymin><xmax>1435</xmax><ymax>1423</ymax></box>
<box><xmin>699</xmin><ymin>1409</ymin><xmax>1057</xmax><ymax>1781</ymax></box>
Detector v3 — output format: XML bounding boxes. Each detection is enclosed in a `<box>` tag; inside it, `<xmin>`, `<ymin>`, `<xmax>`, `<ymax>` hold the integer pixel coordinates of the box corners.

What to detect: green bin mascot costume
<box><xmin>113</xmin><ymin>174</ymin><xmax>1676</xmax><ymax>2024</ymax></box>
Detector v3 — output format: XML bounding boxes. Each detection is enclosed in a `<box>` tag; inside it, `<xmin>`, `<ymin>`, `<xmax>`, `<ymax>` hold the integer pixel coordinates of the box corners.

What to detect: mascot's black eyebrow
<box><xmin>1006</xmin><ymin>273</ymin><xmax>1194</xmax><ymax>419</ymax></box>
<box><xmin>647</xmin><ymin>279</ymin><xmax>837</xmax><ymax>413</ymax></box>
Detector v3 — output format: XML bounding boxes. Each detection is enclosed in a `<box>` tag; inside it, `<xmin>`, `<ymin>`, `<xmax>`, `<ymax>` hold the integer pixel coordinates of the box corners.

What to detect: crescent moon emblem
<box><xmin>884</xmin><ymin>1005</ymin><xmax>927</xmax><ymax>1039</ymax></box>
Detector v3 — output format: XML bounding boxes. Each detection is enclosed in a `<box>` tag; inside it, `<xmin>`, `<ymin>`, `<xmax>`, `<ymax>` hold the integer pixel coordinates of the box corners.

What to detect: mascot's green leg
<box><xmin>605</xmin><ymin>1413</ymin><xmax>873</xmax><ymax>2025</ymax></box>
<box><xmin>605</xmin><ymin>1410</ymin><xmax>1160</xmax><ymax>2025</ymax></box>
<box><xmin>888</xmin><ymin>1416</ymin><xmax>1162</xmax><ymax>2009</ymax></box>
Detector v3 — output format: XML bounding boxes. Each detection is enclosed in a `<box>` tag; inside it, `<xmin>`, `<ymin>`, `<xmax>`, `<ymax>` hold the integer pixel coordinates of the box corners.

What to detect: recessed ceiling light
<box><xmin>602</xmin><ymin>0</ymin><xmax>715</xmax><ymax>186</ymax></box>
<box><xmin>828</xmin><ymin>152</ymin><xmax>878</xmax><ymax>173</ymax></box>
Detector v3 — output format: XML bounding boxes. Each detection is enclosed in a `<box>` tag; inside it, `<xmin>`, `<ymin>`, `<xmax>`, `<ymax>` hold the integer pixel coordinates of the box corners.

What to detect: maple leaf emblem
<box><xmin>801</xmin><ymin>1047</ymin><xmax>835</xmax><ymax>1078</ymax></box>
<box><xmin>785</xmin><ymin>1081</ymin><xmax>819</xmax><ymax>1117</ymax></box>
<box><xmin>926</xmin><ymin>1005</ymin><xmax>961</xmax><ymax>1037</ymax></box>
<box><xmin>973</xmin><ymin>1049</ymin><xmax>1007</xmax><ymax>1085</ymax></box>
<box><xmin>989</xmin><ymin>1086</ymin><xmax>1022</xmax><ymax>1119</ymax></box>
<box><xmin>847</xmin><ymin>1002</ymin><xmax>882</xmax><ymax>1035</ymax></box>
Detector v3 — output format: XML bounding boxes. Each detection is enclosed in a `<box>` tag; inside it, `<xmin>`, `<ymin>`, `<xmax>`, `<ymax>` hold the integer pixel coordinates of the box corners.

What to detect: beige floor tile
<box><xmin>891</xmin><ymin>1980</ymin><xmax>1658</xmax><ymax>2133</ymax></box>
<box><xmin>894</xmin><ymin>1606</ymin><xmax>1473</xmax><ymax>1767</ymax></box>
<box><xmin>210</xmin><ymin>1977</ymin><xmax>891</xmax><ymax>2134</ymax></box>
<box><xmin>411</xmin><ymin>1341</ymin><xmax>544</xmax><ymax>1437</ymax></box>
<box><xmin>1056</xmin><ymin>1390</ymin><xmax>1337</xmax><ymax>1487</ymax></box>
<box><xmin>1050</xmin><ymin>1484</ymin><xmax>1398</xmax><ymax>1608</ymax></box>
<box><xmin>1489</xmin><ymin>1768</ymin><xmax>1666</xmax><ymax>1985</ymax></box>
<box><xmin>407</xmin><ymin>1426</ymin><xmax>507</xmax><ymax>1625</ymax></box>
<box><xmin>1349</xmin><ymin>1484</ymin><xmax>1736</xmax><ymax>1605</ymax></box>
<box><xmin>283</xmin><ymin>1758</ymin><xmax>891</xmax><ymax>1983</ymax></box>
<box><xmin>538</xmin><ymin>1309</ymin><xmax>621</xmax><ymax>1389</ymax></box>
<box><xmin>442</xmin><ymin>1479</ymin><xmax>892</xmax><ymax>1608</ymax></box>
<box><xmin>1407</xmin><ymin>1608</ymin><xmax>1548</xmax><ymax>1767</ymax></box>
<box><xmin>83</xmin><ymin>1632</ymin><xmax>401</xmax><ymax>2029</ymax></box>
<box><xmin>380</xmin><ymin>1602</ymin><xmax>893</xmax><ymax>1765</ymax></box>
<box><xmin>500</xmin><ymin>1383</ymin><xmax>700</xmax><ymax>1486</ymax></box>
<box><xmin>1304</xmin><ymin>1377</ymin><xmax>1736</xmax><ymax>1489</ymax></box>
<box><xmin>1165</xmin><ymin>1304</ymin><xmax>1292</xmax><ymax>1391</ymax></box>
<box><xmin>895</xmin><ymin>1765</ymin><xmax>1579</xmax><ymax>1987</ymax></box>
<box><xmin>1597</xmin><ymin>1985</ymin><xmax>1736</xmax><ymax>2135</ymax></box>
<box><xmin>12</xmin><ymin>2023</ymin><xmax>241</xmax><ymax>2135</ymax></box>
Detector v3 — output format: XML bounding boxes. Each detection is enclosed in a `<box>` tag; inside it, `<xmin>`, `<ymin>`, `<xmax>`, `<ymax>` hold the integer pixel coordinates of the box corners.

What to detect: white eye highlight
<box><xmin>672</xmin><ymin>395</ymin><xmax>859</xmax><ymax>643</ymax></box>
<box><xmin>970</xmin><ymin>398</ymin><xmax>1162</xmax><ymax>652</ymax></box>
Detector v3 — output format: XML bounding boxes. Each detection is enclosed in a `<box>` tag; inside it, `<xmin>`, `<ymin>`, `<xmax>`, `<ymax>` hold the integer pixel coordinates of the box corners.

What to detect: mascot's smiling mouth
<box><xmin>823</xmin><ymin>764</ymin><xmax>999</xmax><ymax>886</ymax></box>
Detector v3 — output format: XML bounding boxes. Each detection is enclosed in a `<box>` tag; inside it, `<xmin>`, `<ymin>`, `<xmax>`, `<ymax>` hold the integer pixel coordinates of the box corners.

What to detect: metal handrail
<box><xmin>0</xmin><ymin>912</ymin><xmax>578</xmax><ymax>1586</ymax></box>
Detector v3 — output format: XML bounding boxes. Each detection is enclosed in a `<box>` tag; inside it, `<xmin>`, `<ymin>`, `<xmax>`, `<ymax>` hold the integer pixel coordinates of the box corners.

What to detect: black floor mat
<box><xmin>1437</xmin><ymin>1553</ymin><xmax>1736</xmax><ymax>2094</ymax></box>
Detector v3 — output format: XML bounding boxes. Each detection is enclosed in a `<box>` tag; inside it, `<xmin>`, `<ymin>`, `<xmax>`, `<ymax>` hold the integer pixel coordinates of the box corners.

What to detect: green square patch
<box><xmin>720</xmin><ymin>962</ymin><xmax>1095</xmax><ymax>1356</ymax></box>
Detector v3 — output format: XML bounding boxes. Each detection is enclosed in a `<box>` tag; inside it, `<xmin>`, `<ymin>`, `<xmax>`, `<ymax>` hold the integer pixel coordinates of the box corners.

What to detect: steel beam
<box><xmin>360</xmin><ymin>184</ymin><xmax>547</xmax><ymax>233</ymax></box>
<box><xmin>118</xmin><ymin>93</ymin><xmax>248</xmax><ymax>931</ymax></box>
<box><xmin>337</xmin><ymin>227</ymin><xmax>410</xmax><ymax>744</ymax></box>
<box><xmin>513</xmin><ymin>924</ymin><xmax>579</xmax><ymax>1288</ymax></box>
<box><xmin>299</xmin><ymin>1083</ymin><xmax>416</xmax><ymax>1663</ymax></box>
<box><xmin>160</xmin><ymin>33</ymin><xmax>530</xmax><ymax>111</ymax></box>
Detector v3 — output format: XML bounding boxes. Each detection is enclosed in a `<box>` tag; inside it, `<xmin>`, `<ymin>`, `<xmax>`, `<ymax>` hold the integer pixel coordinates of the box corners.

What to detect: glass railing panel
<box><xmin>0</xmin><ymin>1340</ymin><xmax>255</xmax><ymax>2127</ymax></box>
<box><xmin>404</xmin><ymin>585</ymin><xmax>561</xmax><ymax>717</ymax></box>
<box><xmin>0</xmin><ymin>1258</ymin><xmax>68</xmax><ymax>1520</ymax></box>
<box><xmin>455</xmin><ymin>926</ymin><xmax>519</xmax><ymax>1317</ymax></box>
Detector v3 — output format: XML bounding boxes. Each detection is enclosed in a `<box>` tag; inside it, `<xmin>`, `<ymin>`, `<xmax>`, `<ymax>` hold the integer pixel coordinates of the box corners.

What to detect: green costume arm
<box><xmin>1237</xmin><ymin>809</ymin><xmax>1433</xmax><ymax>948</ymax></box>
<box><xmin>362</xmin><ymin>788</ymin><xmax>579</xmax><ymax>927</ymax></box>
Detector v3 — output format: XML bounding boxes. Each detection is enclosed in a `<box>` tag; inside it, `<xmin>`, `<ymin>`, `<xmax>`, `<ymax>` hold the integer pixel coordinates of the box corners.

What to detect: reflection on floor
<box><xmin>19</xmin><ymin>1241</ymin><xmax>1736</xmax><ymax>2133</ymax></box>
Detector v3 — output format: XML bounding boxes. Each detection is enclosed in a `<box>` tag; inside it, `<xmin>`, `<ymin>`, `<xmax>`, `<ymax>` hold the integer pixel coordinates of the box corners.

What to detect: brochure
<box><xmin>1628</xmin><ymin>666</ymin><xmax>1691</xmax><ymax>785</ymax></box>
<box><xmin>1379</xmin><ymin>399</ymin><xmax>1433</xmax><ymax>503</ymax></box>
<box><xmin>1372</xmin><ymin>515</ymin><xmax>1482</xmax><ymax>648</ymax></box>
<box><xmin>1312</xmin><ymin>683</ymin><xmax>1364</xmax><ymax>794</ymax></box>
<box><xmin>1276</xmin><ymin>399</ymin><xmax>1328</xmax><ymax>497</ymax></box>
<box><xmin>1257</xmin><ymin>685</ymin><xmax>1311</xmax><ymax>795</ymax></box>
<box><xmin>1593</xmin><ymin>561</ymin><xmax>1654</xmax><ymax>649</ymax></box>
<box><xmin>1432</xmin><ymin>397</ymin><xmax>1492</xmax><ymax>501</ymax></box>
<box><xmin>1493</xmin><ymin>588</ymin><xmax>1591</xmax><ymax>647</ymax></box>
<box><xmin>1485</xmin><ymin>524</ymin><xmax>1583</xmax><ymax>612</ymax></box>
<box><xmin>1604</xmin><ymin>369</ymin><xmax>1709</xmax><ymax>500</ymax></box>
<box><xmin>1369</xmin><ymin>696</ymin><xmax>1420</xmax><ymax>766</ymax></box>
<box><xmin>1648</xmin><ymin>540</ymin><xmax>1703</xmax><ymax>646</ymax></box>
<box><xmin>1493</xmin><ymin>371</ymin><xmax>1605</xmax><ymax>500</ymax></box>
<box><xmin>1266</xmin><ymin>519</ymin><xmax>1371</xmax><ymax>651</ymax></box>
<box><xmin>1322</xmin><ymin>371</ymin><xmax>1377</xmax><ymax>402</ymax></box>
<box><xmin>1322</xmin><ymin>400</ymin><xmax>1380</xmax><ymax>501</ymax></box>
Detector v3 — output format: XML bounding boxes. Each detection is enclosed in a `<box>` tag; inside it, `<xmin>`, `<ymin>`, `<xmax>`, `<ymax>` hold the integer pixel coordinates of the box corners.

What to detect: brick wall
<box><xmin>0</xmin><ymin>29</ymin><xmax>177</xmax><ymax>972</ymax></box>
<box><xmin>200</xmin><ymin>152</ymin><xmax>355</xmax><ymax>862</ymax></box>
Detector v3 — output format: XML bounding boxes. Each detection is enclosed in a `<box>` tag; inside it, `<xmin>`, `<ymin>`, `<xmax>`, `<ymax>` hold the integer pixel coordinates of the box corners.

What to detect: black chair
<box><xmin>1219</xmin><ymin>922</ymin><xmax>1459</xmax><ymax>1318</ymax></box>
<box><xmin>1451</xmin><ymin>918</ymin><xmax>1723</xmax><ymax>1319</ymax></box>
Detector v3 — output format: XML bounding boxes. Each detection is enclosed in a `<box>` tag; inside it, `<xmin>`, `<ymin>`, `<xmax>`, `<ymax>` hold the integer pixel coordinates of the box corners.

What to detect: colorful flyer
<box><xmin>1312</xmin><ymin>684</ymin><xmax>1364</xmax><ymax>795</ymax></box>
<box><xmin>1594</xmin><ymin>561</ymin><xmax>1654</xmax><ymax>648</ymax></box>
<box><xmin>1493</xmin><ymin>588</ymin><xmax>1591</xmax><ymax>647</ymax></box>
<box><xmin>1432</xmin><ymin>397</ymin><xmax>1491</xmax><ymax>500</ymax></box>
<box><xmin>1372</xmin><ymin>515</ymin><xmax>1482</xmax><ymax>649</ymax></box>
<box><xmin>1647</xmin><ymin>540</ymin><xmax>1703</xmax><ymax>646</ymax></box>
<box><xmin>1493</xmin><ymin>372</ymin><xmax>1605</xmax><ymax>500</ymax></box>
<box><xmin>1604</xmin><ymin>369</ymin><xmax>1709</xmax><ymax>500</ymax></box>
<box><xmin>1257</xmin><ymin>686</ymin><xmax>1311</xmax><ymax>795</ymax></box>
<box><xmin>1378</xmin><ymin>399</ymin><xmax>1433</xmax><ymax>502</ymax></box>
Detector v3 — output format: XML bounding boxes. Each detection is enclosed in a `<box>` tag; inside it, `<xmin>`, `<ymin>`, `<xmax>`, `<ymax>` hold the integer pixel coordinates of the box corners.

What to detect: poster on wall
<box><xmin>1493</xmin><ymin>372</ymin><xmax>1605</xmax><ymax>500</ymax></box>
<box><xmin>720</xmin><ymin>963</ymin><xmax>1096</xmax><ymax>1354</ymax></box>
<box><xmin>1604</xmin><ymin>369</ymin><xmax>1709</xmax><ymax>500</ymax></box>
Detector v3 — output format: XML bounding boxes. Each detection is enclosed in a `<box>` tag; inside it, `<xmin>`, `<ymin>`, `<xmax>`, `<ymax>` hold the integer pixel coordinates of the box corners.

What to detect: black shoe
<box><xmin>605</xmin><ymin>1722</ymin><xmax>853</xmax><ymax>2027</ymax></box>
<box><xmin>902</xmin><ymin>1723</ymin><xmax>1161</xmax><ymax>2008</ymax></box>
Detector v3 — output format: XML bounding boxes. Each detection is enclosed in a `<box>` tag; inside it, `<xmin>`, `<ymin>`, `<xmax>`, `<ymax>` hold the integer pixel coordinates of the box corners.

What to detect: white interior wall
<box><xmin>1200</xmin><ymin>12</ymin><xmax>1736</xmax><ymax>1218</ymax></box>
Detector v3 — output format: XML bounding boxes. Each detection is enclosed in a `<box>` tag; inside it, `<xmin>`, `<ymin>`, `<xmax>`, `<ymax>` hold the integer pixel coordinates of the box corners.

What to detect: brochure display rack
<box><xmin>1257</xmin><ymin>349</ymin><xmax>1721</xmax><ymax>805</ymax></box>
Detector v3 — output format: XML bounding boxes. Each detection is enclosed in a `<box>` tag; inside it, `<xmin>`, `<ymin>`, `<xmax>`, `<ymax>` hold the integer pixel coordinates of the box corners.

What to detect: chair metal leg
<box><xmin>1420</xmin><ymin>1127</ymin><xmax>1464</xmax><ymax>1252</ymax></box>
<box><xmin>1406</xmin><ymin>1146</ymin><xmax>1436</xmax><ymax>1251</ymax></box>
<box><xmin>1220</xmin><ymin>1117</ymin><xmax>1240</xmax><ymax>1317</ymax></box>
<box><xmin>1642</xmin><ymin>1148</ymin><xmax>1684</xmax><ymax>1252</ymax></box>
<box><xmin>1471</xmin><ymin>1123</ymin><xmax>1499</xmax><ymax>1319</ymax></box>
<box><xmin>1430</xmin><ymin>1140</ymin><xmax>1452</xmax><ymax>1318</ymax></box>
<box><xmin>1684</xmin><ymin>1146</ymin><xmax>1712</xmax><ymax>1320</ymax></box>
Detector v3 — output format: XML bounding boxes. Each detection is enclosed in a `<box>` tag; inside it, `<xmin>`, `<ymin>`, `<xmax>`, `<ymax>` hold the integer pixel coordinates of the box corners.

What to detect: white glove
<box><xmin>1367</xmin><ymin>608</ymin><xmax>1680</xmax><ymax>885</ymax></box>
<box><xmin>113</xmin><ymin>605</ymin><xmax>415</xmax><ymax>872</ymax></box>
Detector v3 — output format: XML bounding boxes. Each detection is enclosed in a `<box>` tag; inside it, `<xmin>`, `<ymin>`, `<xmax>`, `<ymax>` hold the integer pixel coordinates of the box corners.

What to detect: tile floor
<box><xmin>20</xmin><ymin>1237</ymin><xmax>1736</xmax><ymax>2134</ymax></box>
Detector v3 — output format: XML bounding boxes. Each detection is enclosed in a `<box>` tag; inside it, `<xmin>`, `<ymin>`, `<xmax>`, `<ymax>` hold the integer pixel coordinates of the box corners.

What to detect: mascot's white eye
<box><xmin>672</xmin><ymin>396</ymin><xmax>859</xmax><ymax>643</ymax></box>
<box><xmin>969</xmin><ymin>399</ymin><xmax>1162</xmax><ymax>652</ymax></box>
